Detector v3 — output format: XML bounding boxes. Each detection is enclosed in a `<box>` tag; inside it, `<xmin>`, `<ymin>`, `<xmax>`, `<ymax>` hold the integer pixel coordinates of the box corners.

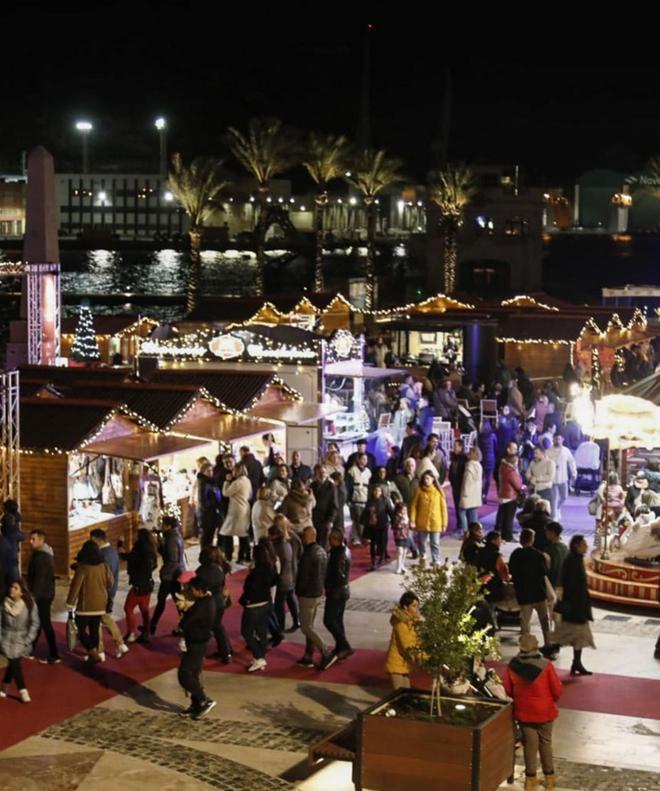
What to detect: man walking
<box><xmin>90</xmin><ymin>529</ymin><xmax>129</xmax><ymax>660</ymax></box>
<box><xmin>295</xmin><ymin>526</ymin><xmax>336</xmax><ymax>671</ymax></box>
<box><xmin>323</xmin><ymin>528</ymin><xmax>353</xmax><ymax>660</ymax></box>
<box><xmin>346</xmin><ymin>453</ymin><xmax>371</xmax><ymax>546</ymax></box>
<box><xmin>448</xmin><ymin>438</ymin><xmax>467</xmax><ymax>533</ymax></box>
<box><xmin>151</xmin><ymin>516</ymin><xmax>185</xmax><ymax>636</ymax></box>
<box><xmin>509</xmin><ymin>528</ymin><xmax>555</xmax><ymax>658</ymax></box>
<box><xmin>27</xmin><ymin>530</ymin><xmax>60</xmax><ymax>664</ymax></box>
<box><xmin>178</xmin><ymin>576</ymin><xmax>216</xmax><ymax>720</ymax></box>
<box><xmin>310</xmin><ymin>465</ymin><xmax>339</xmax><ymax>549</ymax></box>
<box><xmin>547</xmin><ymin>434</ymin><xmax>576</xmax><ymax>521</ymax></box>
<box><xmin>526</xmin><ymin>445</ymin><xmax>554</xmax><ymax>503</ymax></box>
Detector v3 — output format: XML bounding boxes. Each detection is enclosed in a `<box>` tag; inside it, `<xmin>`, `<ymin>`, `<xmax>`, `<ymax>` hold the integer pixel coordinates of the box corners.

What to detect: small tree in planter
<box><xmin>407</xmin><ymin>560</ymin><xmax>500</xmax><ymax>718</ymax></box>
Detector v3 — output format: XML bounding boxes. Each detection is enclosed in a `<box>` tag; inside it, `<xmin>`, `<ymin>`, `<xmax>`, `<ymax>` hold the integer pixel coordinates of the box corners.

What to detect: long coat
<box><xmin>460</xmin><ymin>460</ymin><xmax>483</xmax><ymax>509</ymax></box>
<box><xmin>220</xmin><ymin>476</ymin><xmax>252</xmax><ymax>537</ymax></box>
<box><xmin>560</xmin><ymin>552</ymin><xmax>593</xmax><ymax>624</ymax></box>
<box><xmin>0</xmin><ymin>597</ymin><xmax>40</xmax><ymax>659</ymax></box>
<box><xmin>410</xmin><ymin>484</ymin><xmax>448</xmax><ymax>533</ymax></box>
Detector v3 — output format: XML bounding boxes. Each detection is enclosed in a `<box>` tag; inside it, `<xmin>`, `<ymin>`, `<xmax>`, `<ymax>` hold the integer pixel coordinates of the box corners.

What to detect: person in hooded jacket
<box><xmin>1</xmin><ymin>500</ymin><xmax>25</xmax><ymax>584</ymax></box>
<box><xmin>178</xmin><ymin>576</ymin><xmax>217</xmax><ymax>720</ymax></box>
<box><xmin>0</xmin><ymin>580</ymin><xmax>39</xmax><ymax>703</ymax></box>
<box><xmin>26</xmin><ymin>530</ymin><xmax>59</xmax><ymax>663</ymax></box>
<box><xmin>122</xmin><ymin>528</ymin><xmax>157</xmax><ymax>644</ymax></box>
<box><xmin>195</xmin><ymin>546</ymin><xmax>232</xmax><ymax>663</ymax></box>
<box><xmin>385</xmin><ymin>591</ymin><xmax>421</xmax><ymax>689</ymax></box>
<box><xmin>280</xmin><ymin>478</ymin><xmax>316</xmax><ymax>535</ymax></box>
<box><xmin>323</xmin><ymin>528</ymin><xmax>352</xmax><ymax>659</ymax></box>
<box><xmin>503</xmin><ymin>633</ymin><xmax>562</xmax><ymax>790</ymax></box>
<box><xmin>240</xmin><ymin>540</ymin><xmax>278</xmax><ymax>673</ymax></box>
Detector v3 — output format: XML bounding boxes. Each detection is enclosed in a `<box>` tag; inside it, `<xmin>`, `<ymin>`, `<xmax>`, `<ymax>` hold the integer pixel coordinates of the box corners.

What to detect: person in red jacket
<box><xmin>495</xmin><ymin>453</ymin><xmax>525</xmax><ymax>541</ymax></box>
<box><xmin>503</xmin><ymin>633</ymin><xmax>562</xmax><ymax>790</ymax></box>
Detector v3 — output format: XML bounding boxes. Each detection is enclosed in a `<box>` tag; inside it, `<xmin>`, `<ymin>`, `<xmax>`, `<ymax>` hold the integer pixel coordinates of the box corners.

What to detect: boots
<box><xmin>544</xmin><ymin>774</ymin><xmax>556</xmax><ymax>789</ymax></box>
<box><xmin>524</xmin><ymin>776</ymin><xmax>538</xmax><ymax>790</ymax></box>
<box><xmin>570</xmin><ymin>662</ymin><xmax>593</xmax><ymax>676</ymax></box>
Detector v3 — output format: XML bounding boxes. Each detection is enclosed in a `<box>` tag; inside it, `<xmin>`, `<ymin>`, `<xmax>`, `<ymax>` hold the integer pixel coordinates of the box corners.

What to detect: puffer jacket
<box><xmin>295</xmin><ymin>542</ymin><xmax>327</xmax><ymax>598</ymax></box>
<box><xmin>410</xmin><ymin>483</ymin><xmax>448</xmax><ymax>533</ymax></box>
<box><xmin>271</xmin><ymin>537</ymin><xmax>295</xmax><ymax>592</ymax></box>
<box><xmin>498</xmin><ymin>459</ymin><xmax>524</xmax><ymax>501</ymax></box>
<box><xmin>280</xmin><ymin>489</ymin><xmax>315</xmax><ymax>531</ymax></box>
<box><xmin>503</xmin><ymin>650</ymin><xmax>562</xmax><ymax>723</ymax></box>
<box><xmin>0</xmin><ymin>597</ymin><xmax>40</xmax><ymax>659</ymax></box>
<box><xmin>66</xmin><ymin>562</ymin><xmax>114</xmax><ymax>615</ymax></box>
<box><xmin>384</xmin><ymin>607</ymin><xmax>420</xmax><ymax>675</ymax></box>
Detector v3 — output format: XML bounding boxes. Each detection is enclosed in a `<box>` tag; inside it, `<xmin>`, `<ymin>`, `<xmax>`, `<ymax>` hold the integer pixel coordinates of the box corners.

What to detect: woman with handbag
<box><xmin>195</xmin><ymin>546</ymin><xmax>233</xmax><ymax>663</ymax></box>
<box><xmin>0</xmin><ymin>580</ymin><xmax>39</xmax><ymax>702</ymax></box>
<box><xmin>123</xmin><ymin>528</ymin><xmax>157</xmax><ymax>644</ymax></box>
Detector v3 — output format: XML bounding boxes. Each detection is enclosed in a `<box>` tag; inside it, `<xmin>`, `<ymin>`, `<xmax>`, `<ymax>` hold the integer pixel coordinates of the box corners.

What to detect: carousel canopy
<box><xmin>592</xmin><ymin>394</ymin><xmax>660</xmax><ymax>450</ymax></box>
<box><xmin>624</xmin><ymin>371</ymin><xmax>660</xmax><ymax>405</ymax></box>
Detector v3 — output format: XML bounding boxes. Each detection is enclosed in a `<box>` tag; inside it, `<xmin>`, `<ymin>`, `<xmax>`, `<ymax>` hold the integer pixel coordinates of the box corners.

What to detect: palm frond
<box><xmin>302</xmin><ymin>132</ymin><xmax>350</xmax><ymax>187</ymax></box>
<box><xmin>167</xmin><ymin>154</ymin><xmax>230</xmax><ymax>228</ymax></box>
<box><xmin>346</xmin><ymin>148</ymin><xmax>405</xmax><ymax>199</ymax></box>
<box><xmin>226</xmin><ymin>117</ymin><xmax>300</xmax><ymax>187</ymax></box>
<box><xmin>428</xmin><ymin>163</ymin><xmax>478</xmax><ymax>220</ymax></box>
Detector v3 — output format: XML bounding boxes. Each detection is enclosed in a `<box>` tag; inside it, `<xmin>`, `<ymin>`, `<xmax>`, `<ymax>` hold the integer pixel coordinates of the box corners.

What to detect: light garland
<box><xmin>369</xmin><ymin>292</ymin><xmax>475</xmax><ymax>317</ymax></box>
<box><xmin>71</xmin><ymin>305</ymin><xmax>101</xmax><ymax>362</ymax></box>
<box><xmin>495</xmin><ymin>336</ymin><xmax>572</xmax><ymax>345</ymax></box>
<box><xmin>500</xmin><ymin>295</ymin><xmax>559</xmax><ymax>312</ymax></box>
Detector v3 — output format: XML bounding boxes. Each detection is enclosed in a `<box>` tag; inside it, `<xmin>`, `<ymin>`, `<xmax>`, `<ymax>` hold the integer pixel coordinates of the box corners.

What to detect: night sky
<box><xmin>2</xmin><ymin>5</ymin><xmax>659</xmax><ymax>185</ymax></box>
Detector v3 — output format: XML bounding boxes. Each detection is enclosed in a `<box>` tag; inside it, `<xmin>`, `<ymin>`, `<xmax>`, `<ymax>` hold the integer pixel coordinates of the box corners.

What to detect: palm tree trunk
<box><xmin>186</xmin><ymin>227</ymin><xmax>202</xmax><ymax>314</ymax></box>
<box><xmin>365</xmin><ymin>199</ymin><xmax>377</xmax><ymax>311</ymax></box>
<box><xmin>442</xmin><ymin>224</ymin><xmax>458</xmax><ymax>294</ymax></box>
<box><xmin>255</xmin><ymin>191</ymin><xmax>268</xmax><ymax>296</ymax></box>
<box><xmin>313</xmin><ymin>195</ymin><xmax>325</xmax><ymax>293</ymax></box>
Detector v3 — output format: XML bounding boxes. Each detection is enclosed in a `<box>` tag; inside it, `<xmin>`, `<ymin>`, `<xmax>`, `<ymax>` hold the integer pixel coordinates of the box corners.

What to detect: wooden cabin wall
<box><xmin>19</xmin><ymin>453</ymin><xmax>69</xmax><ymax>577</ymax></box>
<box><xmin>68</xmin><ymin>512</ymin><xmax>137</xmax><ymax>570</ymax></box>
<box><xmin>502</xmin><ymin>342</ymin><xmax>571</xmax><ymax>380</ymax></box>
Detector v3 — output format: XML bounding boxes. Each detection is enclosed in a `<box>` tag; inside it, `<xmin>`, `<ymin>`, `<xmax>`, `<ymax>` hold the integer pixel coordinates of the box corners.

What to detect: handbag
<box><xmin>587</xmin><ymin>496</ymin><xmax>599</xmax><ymax>516</ymax></box>
<box><xmin>222</xmin><ymin>586</ymin><xmax>232</xmax><ymax>608</ymax></box>
<box><xmin>66</xmin><ymin>611</ymin><xmax>78</xmax><ymax>651</ymax></box>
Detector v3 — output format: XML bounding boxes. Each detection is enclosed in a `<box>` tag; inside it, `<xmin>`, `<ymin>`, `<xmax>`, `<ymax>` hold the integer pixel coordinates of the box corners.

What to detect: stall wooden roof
<box><xmin>250</xmin><ymin>402</ymin><xmax>346</xmax><ymax>426</ymax></box>
<box><xmin>20</xmin><ymin>399</ymin><xmax>120</xmax><ymax>452</ymax></box>
<box><xmin>83</xmin><ymin>432</ymin><xmax>209</xmax><ymax>461</ymax></box>
<box><xmin>18</xmin><ymin>365</ymin><xmax>132</xmax><ymax>387</ymax></box>
<box><xmin>174</xmin><ymin>413</ymin><xmax>283</xmax><ymax>444</ymax></box>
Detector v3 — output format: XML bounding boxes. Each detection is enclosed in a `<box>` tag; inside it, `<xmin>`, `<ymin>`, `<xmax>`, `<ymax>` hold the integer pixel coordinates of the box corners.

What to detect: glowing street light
<box><xmin>75</xmin><ymin>120</ymin><xmax>93</xmax><ymax>173</ymax></box>
<box><xmin>154</xmin><ymin>117</ymin><xmax>167</xmax><ymax>180</ymax></box>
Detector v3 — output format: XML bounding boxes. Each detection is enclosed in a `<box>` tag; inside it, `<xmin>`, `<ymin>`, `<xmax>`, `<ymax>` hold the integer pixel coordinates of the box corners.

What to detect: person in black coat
<box><xmin>346</xmin><ymin>439</ymin><xmax>376</xmax><ymax>473</ymax></box>
<box><xmin>26</xmin><ymin>529</ymin><xmax>59</xmax><ymax>663</ymax></box>
<box><xmin>122</xmin><ymin>528</ymin><xmax>157</xmax><ymax>644</ymax></box>
<box><xmin>310</xmin><ymin>465</ymin><xmax>338</xmax><ymax>549</ymax></box>
<box><xmin>509</xmin><ymin>528</ymin><xmax>553</xmax><ymax>656</ymax></box>
<box><xmin>323</xmin><ymin>528</ymin><xmax>353</xmax><ymax>659</ymax></box>
<box><xmin>1</xmin><ymin>499</ymin><xmax>25</xmax><ymax>584</ymax></box>
<box><xmin>296</xmin><ymin>526</ymin><xmax>335</xmax><ymax>670</ymax></box>
<box><xmin>178</xmin><ymin>577</ymin><xmax>217</xmax><ymax>719</ymax></box>
<box><xmin>239</xmin><ymin>446</ymin><xmax>265</xmax><ymax>503</ymax></box>
<box><xmin>290</xmin><ymin>450</ymin><xmax>313</xmax><ymax>484</ymax></box>
<box><xmin>556</xmin><ymin>534</ymin><xmax>595</xmax><ymax>676</ymax></box>
<box><xmin>448</xmin><ymin>439</ymin><xmax>467</xmax><ymax>532</ymax></box>
<box><xmin>361</xmin><ymin>485</ymin><xmax>393</xmax><ymax>570</ymax></box>
<box><xmin>240</xmin><ymin>540</ymin><xmax>278</xmax><ymax>672</ymax></box>
<box><xmin>399</xmin><ymin>421</ymin><xmax>423</xmax><ymax>467</ymax></box>
<box><xmin>195</xmin><ymin>546</ymin><xmax>232</xmax><ymax>663</ymax></box>
<box><xmin>197</xmin><ymin>463</ymin><xmax>222</xmax><ymax>549</ymax></box>
<box><xmin>151</xmin><ymin>517</ymin><xmax>185</xmax><ymax>635</ymax></box>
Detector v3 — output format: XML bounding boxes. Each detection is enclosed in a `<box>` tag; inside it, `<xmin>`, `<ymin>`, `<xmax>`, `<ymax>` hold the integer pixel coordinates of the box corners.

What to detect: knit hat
<box><xmin>519</xmin><ymin>634</ymin><xmax>539</xmax><ymax>652</ymax></box>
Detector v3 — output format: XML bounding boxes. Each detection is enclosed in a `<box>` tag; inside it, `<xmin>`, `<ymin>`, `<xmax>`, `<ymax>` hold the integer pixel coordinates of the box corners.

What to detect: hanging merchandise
<box><xmin>101</xmin><ymin>460</ymin><xmax>117</xmax><ymax>510</ymax></box>
<box><xmin>140</xmin><ymin>474</ymin><xmax>162</xmax><ymax>529</ymax></box>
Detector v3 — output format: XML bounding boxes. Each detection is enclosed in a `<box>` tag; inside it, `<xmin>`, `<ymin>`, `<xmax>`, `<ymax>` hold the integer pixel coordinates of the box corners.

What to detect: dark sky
<box><xmin>2</xmin><ymin>4</ymin><xmax>659</xmax><ymax>185</ymax></box>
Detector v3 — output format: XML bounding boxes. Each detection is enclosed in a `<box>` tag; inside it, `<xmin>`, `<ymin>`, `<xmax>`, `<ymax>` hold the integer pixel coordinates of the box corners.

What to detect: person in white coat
<box><xmin>252</xmin><ymin>486</ymin><xmax>277</xmax><ymax>543</ymax></box>
<box><xmin>220</xmin><ymin>464</ymin><xmax>253</xmax><ymax>564</ymax></box>
<box><xmin>459</xmin><ymin>448</ymin><xmax>483</xmax><ymax>533</ymax></box>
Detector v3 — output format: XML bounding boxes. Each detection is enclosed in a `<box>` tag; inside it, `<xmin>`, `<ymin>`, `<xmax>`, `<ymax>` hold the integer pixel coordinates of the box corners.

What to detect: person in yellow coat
<box><xmin>410</xmin><ymin>471</ymin><xmax>448</xmax><ymax>566</ymax></box>
<box><xmin>385</xmin><ymin>591</ymin><xmax>422</xmax><ymax>689</ymax></box>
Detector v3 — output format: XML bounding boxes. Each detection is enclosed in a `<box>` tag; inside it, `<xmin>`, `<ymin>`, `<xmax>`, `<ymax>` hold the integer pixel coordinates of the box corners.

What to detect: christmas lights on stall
<box><xmin>71</xmin><ymin>304</ymin><xmax>101</xmax><ymax>362</ymax></box>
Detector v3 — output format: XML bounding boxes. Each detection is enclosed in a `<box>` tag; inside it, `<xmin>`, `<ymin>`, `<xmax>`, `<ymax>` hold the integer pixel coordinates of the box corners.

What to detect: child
<box><xmin>0</xmin><ymin>581</ymin><xmax>39</xmax><ymax>703</ymax></box>
<box><xmin>391</xmin><ymin>501</ymin><xmax>413</xmax><ymax>574</ymax></box>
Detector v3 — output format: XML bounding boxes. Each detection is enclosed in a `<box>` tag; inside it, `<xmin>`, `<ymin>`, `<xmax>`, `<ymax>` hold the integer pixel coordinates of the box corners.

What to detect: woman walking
<box><xmin>66</xmin><ymin>540</ymin><xmax>114</xmax><ymax>663</ymax></box>
<box><xmin>0</xmin><ymin>580</ymin><xmax>39</xmax><ymax>702</ymax></box>
<box><xmin>362</xmin><ymin>484</ymin><xmax>394</xmax><ymax>570</ymax></box>
<box><xmin>555</xmin><ymin>534</ymin><xmax>595</xmax><ymax>676</ymax></box>
<box><xmin>409</xmin><ymin>471</ymin><xmax>448</xmax><ymax>567</ymax></box>
<box><xmin>503</xmin><ymin>634</ymin><xmax>562</xmax><ymax>790</ymax></box>
<box><xmin>280</xmin><ymin>478</ymin><xmax>315</xmax><ymax>535</ymax></box>
<box><xmin>123</xmin><ymin>528</ymin><xmax>157</xmax><ymax>644</ymax></box>
<box><xmin>220</xmin><ymin>463</ymin><xmax>253</xmax><ymax>564</ymax></box>
<box><xmin>268</xmin><ymin>521</ymin><xmax>298</xmax><ymax>634</ymax></box>
<box><xmin>196</xmin><ymin>546</ymin><xmax>233</xmax><ymax>663</ymax></box>
<box><xmin>459</xmin><ymin>447</ymin><xmax>483</xmax><ymax>533</ymax></box>
<box><xmin>239</xmin><ymin>541</ymin><xmax>277</xmax><ymax>672</ymax></box>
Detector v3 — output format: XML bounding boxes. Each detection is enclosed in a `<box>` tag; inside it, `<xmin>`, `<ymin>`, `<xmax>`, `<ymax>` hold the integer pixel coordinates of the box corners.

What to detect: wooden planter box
<box><xmin>311</xmin><ymin>689</ymin><xmax>514</xmax><ymax>791</ymax></box>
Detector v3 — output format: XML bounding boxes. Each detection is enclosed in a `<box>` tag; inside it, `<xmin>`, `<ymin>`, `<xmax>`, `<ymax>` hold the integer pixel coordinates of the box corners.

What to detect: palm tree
<box><xmin>302</xmin><ymin>133</ymin><xmax>350</xmax><ymax>292</ymax></box>
<box><xmin>428</xmin><ymin>164</ymin><xmax>477</xmax><ymax>294</ymax></box>
<box><xmin>226</xmin><ymin>118</ymin><xmax>299</xmax><ymax>295</ymax></box>
<box><xmin>168</xmin><ymin>154</ymin><xmax>229</xmax><ymax>313</ymax></box>
<box><xmin>346</xmin><ymin>148</ymin><xmax>404</xmax><ymax>310</ymax></box>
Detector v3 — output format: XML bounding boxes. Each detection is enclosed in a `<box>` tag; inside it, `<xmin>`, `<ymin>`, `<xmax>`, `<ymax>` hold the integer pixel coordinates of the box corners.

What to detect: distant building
<box><xmin>0</xmin><ymin>176</ymin><xmax>26</xmax><ymax>237</ymax></box>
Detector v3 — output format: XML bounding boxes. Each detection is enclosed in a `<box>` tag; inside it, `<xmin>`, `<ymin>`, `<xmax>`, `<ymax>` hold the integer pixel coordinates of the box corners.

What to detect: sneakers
<box><xmin>97</xmin><ymin>651</ymin><xmax>106</xmax><ymax>663</ymax></box>
<box><xmin>38</xmin><ymin>657</ymin><xmax>61</xmax><ymax>665</ymax></box>
<box><xmin>116</xmin><ymin>643</ymin><xmax>130</xmax><ymax>659</ymax></box>
<box><xmin>319</xmin><ymin>652</ymin><xmax>338</xmax><ymax>671</ymax></box>
<box><xmin>247</xmin><ymin>657</ymin><xmax>267</xmax><ymax>673</ymax></box>
<box><xmin>296</xmin><ymin>656</ymin><xmax>315</xmax><ymax>668</ymax></box>
<box><xmin>19</xmin><ymin>689</ymin><xmax>31</xmax><ymax>704</ymax></box>
<box><xmin>192</xmin><ymin>699</ymin><xmax>216</xmax><ymax>720</ymax></box>
<box><xmin>125</xmin><ymin>632</ymin><xmax>137</xmax><ymax>644</ymax></box>
<box><xmin>178</xmin><ymin>704</ymin><xmax>197</xmax><ymax>718</ymax></box>
<box><xmin>0</xmin><ymin>684</ymin><xmax>8</xmax><ymax>698</ymax></box>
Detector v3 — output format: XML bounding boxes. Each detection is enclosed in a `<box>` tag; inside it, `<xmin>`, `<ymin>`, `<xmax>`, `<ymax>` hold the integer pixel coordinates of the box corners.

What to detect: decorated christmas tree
<box><xmin>70</xmin><ymin>303</ymin><xmax>101</xmax><ymax>362</ymax></box>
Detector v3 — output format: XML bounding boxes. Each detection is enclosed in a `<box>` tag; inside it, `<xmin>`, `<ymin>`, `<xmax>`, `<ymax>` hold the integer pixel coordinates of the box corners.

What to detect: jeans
<box><xmin>151</xmin><ymin>578</ymin><xmax>181</xmax><ymax>632</ymax></box>
<box><xmin>124</xmin><ymin>589</ymin><xmax>151</xmax><ymax>635</ymax></box>
<box><xmin>459</xmin><ymin>507</ymin><xmax>479</xmax><ymax>532</ymax></box>
<box><xmin>34</xmin><ymin>598</ymin><xmax>58</xmax><ymax>659</ymax></box>
<box><xmin>551</xmin><ymin>482</ymin><xmax>568</xmax><ymax>520</ymax></box>
<box><xmin>495</xmin><ymin>499</ymin><xmax>517</xmax><ymax>541</ymax></box>
<box><xmin>535</xmin><ymin>487</ymin><xmax>553</xmax><ymax>506</ymax></box>
<box><xmin>241</xmin><ymin>603</ymin><xmax>270</xmax><ymax>660</ymax></box>
<box><xmin>519</xmin><ymin>599</ymin><xmax>552</xmax><ymax>646</ymax></box>
<box><xmin>75</xmin><ymin>614</ymin><xmax>102</xmax><ymax>652</ymax></box>
<box><xmin>299</xmin><ymin>595</ymin><xmax>326</xmax><ymax>658</ymax></box>
<box><xmin>178</xmin><ymin>641</ymin><xmax>208</xmax><ymax>709</ymax></box>
<box><xmin>323</xmin><ymin>596</ymin><xmax>351</xmax><ymax>653</ymax></box>
<box><xmin>416</xmin><ymin>531</ymin><xmax>441</xmax><ymax>565</ymax></box>
<box><xmin>520</xmin><ymin>720</ymin><xmax>554</xmax><ymax>776</ymax></box>
<box><xmin>3</xmin><ymin>657</ymin><xmax>25</xmax><ymax>689</ymax></box>
<box><xmin>349</xmin><ymin>504</ymin><xmax>366</xmax><ymax>543</ymax></box>
<box><xmin>274</xmin><ymin>589</ymin><xmax>299</xmax><ymax>631</ymax></box>
<box><xmin>99</xmin><ymin>612</ymin><xmax>124</xmax><ymax>650</ymax></box>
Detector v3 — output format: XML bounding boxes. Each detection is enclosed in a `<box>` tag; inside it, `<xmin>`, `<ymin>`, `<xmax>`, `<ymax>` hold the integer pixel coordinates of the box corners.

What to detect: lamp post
<box><xmin>155</xmin><ymin>117</ymin><xmax>167</xmax><ymax>180</ymax></box>
<box><xmin>75</xmin><ymin>121</ymin><xmax>92</xmax><ymax>173</ymax></box>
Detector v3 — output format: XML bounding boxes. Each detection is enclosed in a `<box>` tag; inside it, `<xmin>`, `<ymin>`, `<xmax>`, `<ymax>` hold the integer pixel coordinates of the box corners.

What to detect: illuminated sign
<box><xmin>209</xmin><ymin>335</ymin><xmax>245</xmax><ymax>360</ymax></box>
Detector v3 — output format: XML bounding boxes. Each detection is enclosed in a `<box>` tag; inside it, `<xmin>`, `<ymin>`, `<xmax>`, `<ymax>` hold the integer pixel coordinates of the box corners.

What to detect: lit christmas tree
<box><xmin>70</xmin><ymin>303</ymin><xmax>101</xmax><ymax>362</ymax></box>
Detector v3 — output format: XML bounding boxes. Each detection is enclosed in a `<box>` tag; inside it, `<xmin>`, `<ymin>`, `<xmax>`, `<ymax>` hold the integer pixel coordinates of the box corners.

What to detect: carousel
<box><xmin>586</xmin><ymin>394</ymin><xmax>660</xmax><ymax>610</ymax></box>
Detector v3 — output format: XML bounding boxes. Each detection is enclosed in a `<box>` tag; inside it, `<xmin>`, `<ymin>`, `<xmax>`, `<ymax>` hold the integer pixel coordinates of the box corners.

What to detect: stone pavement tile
<box><xmin>0</xmin><ymin>750</ymin><xmax>104</xmax><ymax>791</ymax></box>
<box><xmin>75</xmin><ymin>751</ymin><xmax>214</xmax><ymax>791</ymax></box>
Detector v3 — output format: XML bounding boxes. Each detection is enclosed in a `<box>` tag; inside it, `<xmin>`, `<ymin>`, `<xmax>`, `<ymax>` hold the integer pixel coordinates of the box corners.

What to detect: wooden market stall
<box><xmin>60</xmin><ymin>315</ymin><xmax>159</xmax><ymax>365</ymax></box>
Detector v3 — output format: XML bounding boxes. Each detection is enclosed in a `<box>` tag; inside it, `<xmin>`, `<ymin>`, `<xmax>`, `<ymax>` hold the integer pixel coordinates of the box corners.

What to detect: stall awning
<box><xmin>250</xmin><ymin>401</ymin><xmax>346</xmax><ymax>426</ymax></box>
<box><xmin>173</xmin><ymin>414</ymin><xmax>284</xmax><ymax>444</ymax></box>
<box><xmin>324</xmin><ymin>361</ymin><xmax>406</xmax><ymax>379</ymax></box>
<box><xmin>84</xmin><ymin>432</ymin><xmax>210</xmax><ymax>461</ymax></box>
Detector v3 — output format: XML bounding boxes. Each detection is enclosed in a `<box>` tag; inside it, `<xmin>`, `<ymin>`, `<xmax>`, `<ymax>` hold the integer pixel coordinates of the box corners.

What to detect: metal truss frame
<box><xmin>25</xmin><ymin>262</ymin><xmax>61</xmax><ymax>364</ymax></box>
<box><xmin>0</xmin><ymin>370</ymin><xmax>20</xmax><ymax>504</ymax></box>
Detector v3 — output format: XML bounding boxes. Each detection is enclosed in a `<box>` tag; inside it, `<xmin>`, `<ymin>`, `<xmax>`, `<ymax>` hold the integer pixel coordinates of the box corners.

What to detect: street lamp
<box><xmin>75</xmin><ymin>120</ymin><xmax>92</xmax><ymax>173</ymax></box>
<box><xmin>154</xmin><ymin>117</ymin><xmax>167</xmax><ymax>180</ymax></box>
